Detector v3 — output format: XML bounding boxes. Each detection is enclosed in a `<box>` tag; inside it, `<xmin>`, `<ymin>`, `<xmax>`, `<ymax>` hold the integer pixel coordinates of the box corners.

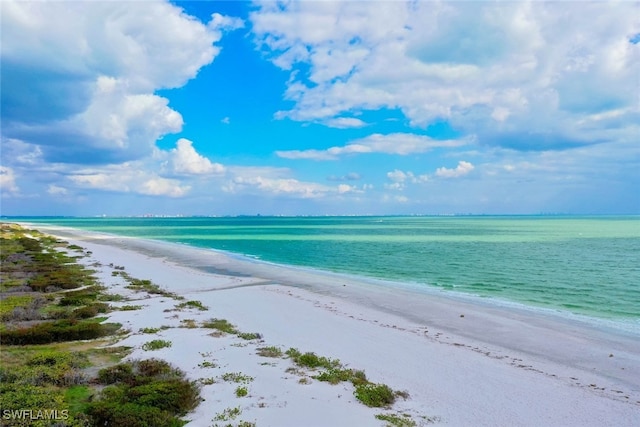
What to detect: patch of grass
<box><xmin>198</xmin><ymin>361</ymin><xmax>217</xmax><ymax>369</ymax></box>
<box><xmin>202</xmin><ymin>318</ymin><xmax>237</xmax><ymax>334</ymax></box>
<box><xmin>118</xmin><ymin>304</ymin><xmax>143</xmax><ymax>311</ymax></box>
<box><xmin>0</xmin><ymin>295</ymin><xmax>34</xmax><ymax>318</ymax></box>
<box><xmin>175</xmin><ymin>300</ymin><xmax>209</xmax><ymax>311</ymax></box>
<box><xmin>180</xmin><ymin>319</ymin><xmax>198</xmax><ymax>329</ymax></box>
<box><xmin>65</xmin><ymin>384</ymin><xmax>93</xmax><ymax>414</ymax></box>
<box><xmin>375</xmin><ymin>413</ymin><xmax>417</xmax><ymax>427</ymax></box>
<box><xmin>139</xmin><ymin>327</ymin><xmax>162</xmax><ymax>334</ymax></box>
<box><xmin>72</xmin><ymin>302</ymin><xmax>109</xmax><ymax>319</ymax></box>
<box><xmin>199</xmin><ymin>377</ymin><xmax>216</xmax><ymax>385</ymax></box>
<box><xmin>286</xmin><ymin>348</ymin><xmax>340</xmax><ymax>370</ymax></box>
<box><xmin>354</xmin><ymin>383</ymin><xmax>396</xmax><ymax>408</ymax></box>
<box><xmin>315</xmin><ymin>368</ymin><xmax>368</xmax><ymax>386</ymax></box>
<box><xmin>220</xmin><ymin>372</ymin><xmax>253</xmax><ymax>384</ymax></box>
<box><xmin>235</xmin><ymin>385</ymin><xmax>248</xmax><ymax>397</ymax></box>
<box><xmin>212</xmin><ymin>406</ymin><xmax>241</xmax><ymax>422</ymax></box>
<box><xmin>88</xmin><ymin>359</ymin><xmax>201</xmax><ymax>426</ymax></box>
<box><xmin>256</xmin><ymin>346</ymin><xmax>283</xmax><ymax>358</ymax></box>
<box><xmin>124</xmin><ymin>278</ymin><xmax>182</xmax><ymax>300</ymax></box>
<box><xmin>237</xmin><ymin>332</ymin><xmax>262</xmax><ymax>340</ymax></box>
<box><xmin>141</xmin><ymin>340</ymin><xmax>172</xmax><ymax>351</ymax></box>
<box><xmin>1</xmin><ymin>319</ymin><xmax>121</xmax><ymax>345</ymax></box>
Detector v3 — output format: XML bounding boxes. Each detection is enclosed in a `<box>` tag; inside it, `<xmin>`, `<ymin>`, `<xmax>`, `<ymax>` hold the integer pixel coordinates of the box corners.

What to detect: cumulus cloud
<box><xmin>67</xmin><ymin>163</ymin><xmax>190</xmax><ymax>197</ymax></box>
<box><xmin>0</xmin><ymin>166</ymin><xmax>19</xmax><ymax>193</ymax></box>
<box><xmin>170</xmin><ymin>138</ymin><xmax>225</xmax><ymax>175</ymax></box>
<box><xmin>277</xmin><ymin>133</ymin><xmax>467</xmax><ymax>160</ymax></box>
<box><xmin>435</xmin><ymin>161</ymin><xmax>475</xmax><ymax>178</ymax></box>
<box><xmin>252</xmin><ymin>1</ymin><xmax>639</xmax><ymax>150</ymax></box>
<box><xmin>1</xmin><ymin>1</ymin><xmax>241</xmax><ymax>164</ymax></box>
<box><xmin>140</xmin><ymin>178</ymin><xmax>190</xmax><ymax>198</ymax></box>
<box><xmin>222</xmin><ymin>167</ymin><xmax>363</xmax><ymax>199</ymax></box>
<box><xmin>385</xmin><ymin>169</ymin><xmax>428</xmax><ymax>190</ymax></box>
<box><xmin>324</xmin><ymin>117</ymin><xmax>367</xmax><ymax>129</ymax></box>
<box><xmin>224</xmin><ymin>176</ymin><xmax>331</xmax><ymax>199</ymax></box>
<box><xmin>47</xmin><ymin>185</ymin><xmax>68</xmax><ymax>196</ymax></box>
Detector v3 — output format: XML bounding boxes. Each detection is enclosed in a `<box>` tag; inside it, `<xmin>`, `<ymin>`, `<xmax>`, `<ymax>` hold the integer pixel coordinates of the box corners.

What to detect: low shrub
<box><xmin>235</xmin><ymin>385</ymin><xmax>248</xmax><ymax>397</ymax></box>
<box><xmin>354</xmin><ymin>383</ymin><xmax>396</xmax><ymax>407</ymax></box>
<box><xmin>1</xmin><ymin>319</ymin><xmax>120</xmax><ymax>345</ymax></box>
<box><xmin>287</xmin><ymin>349</ymin><xmax>340</xmax><ymax>370</ymax></box>
<box><xmin>220</xmin><ymin>372</ymin><xmax>253</xmax><ymax>383</ymax></box>
<box><xmin>87</xmin><ymin>401</ymin><xmax>183</xmax><ymax>427</ymax></box>
<box><xmin>202</xmin><ymin>318</ymin><xmax>237</xmax><ymax>334</ymax></box>
<box><xmin>256</xmin><ymin>346</ymin><xmax>283</xmax><ymax>358</ymax></box>
<box><xmin>237</xmin><ymin>332</ymin><xmax>262</xmax><ymax>340</ymax></box>
<box><xmin>175</xmin><ymin>300</ymin><xmax>208</xmax><ymax>311</ymax></box>
<box><xmin>88</xmin><ymin>359</ymin><xmax>200</xmax><ymax>427</ymax></box>
<box><xmin>141</xmin><ymin>339</ymin><xmax>172</xmax><ymax>351</ymax></box>
<box><xmin>315</xmin><ymin>368</ymin><xmax>367</xmax><ymax>385</ymax></box>
<box><xmin>72</xmin><ymin>302</ymin><xmax>109</xmax><ymax>319</ymax></box>
<box><xmin>375</xmin><ymin>413</ymin><xmax>417</xmax><ymax>427</ymax></box>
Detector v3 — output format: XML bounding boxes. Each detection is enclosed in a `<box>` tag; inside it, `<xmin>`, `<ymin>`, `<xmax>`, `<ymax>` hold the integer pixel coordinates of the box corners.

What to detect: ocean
<box><xmin>13</xmin><ymin>216</ymin><xmax>640</xmax><ymax>328</ymax></box>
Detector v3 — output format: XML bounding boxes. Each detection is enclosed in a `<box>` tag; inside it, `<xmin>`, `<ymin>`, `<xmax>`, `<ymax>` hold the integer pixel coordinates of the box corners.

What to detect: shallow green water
<box><xmin>15</xmin><ymin>216</ymin><xmax>640</xmax><ymax>324</ymax></box>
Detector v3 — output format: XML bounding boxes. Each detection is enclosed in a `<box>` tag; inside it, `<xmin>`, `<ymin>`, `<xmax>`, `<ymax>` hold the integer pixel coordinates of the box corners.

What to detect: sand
<box><xmin>22</xmin><ymin>224</ymin><xmax>640</xmax><ymax>426</ymax></box>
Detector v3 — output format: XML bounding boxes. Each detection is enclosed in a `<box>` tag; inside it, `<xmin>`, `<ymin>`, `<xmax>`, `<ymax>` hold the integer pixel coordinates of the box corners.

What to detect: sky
<box><xmin>1</xmin><ymin>0</ymin><xmax>639</xmax><ymax>216</ymax></box>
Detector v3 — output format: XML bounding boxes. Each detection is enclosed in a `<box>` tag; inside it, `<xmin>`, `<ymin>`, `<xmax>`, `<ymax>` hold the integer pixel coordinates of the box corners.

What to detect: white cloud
<box><xmin>209</xmin><ymin>13</ymin><xmax>245</xmax><ymax>32</ymax></box>
<box><xmin>222</xmin><ymin>166</ymin><xmax>363</xmax><ymax>199</ymax></box>
<box><xmin>435</xmin><ymin>161</ymin><xmax>475</xmax><ymax>178</ymax></box>
<box><xmin>252</xmin><ymin>1</ymin><xmax>639</xmax><ymax>149</ymax></box>
<box><xmin>0</xmin><ymin>166</ymin><xmax>19</xmax><ymax>193</ymax></box>
<box><xmin>277</xmin><ymin>133</ymin><xmax>467</xmax><ymax>160</ymax></box>
<box><xmin>170</xmin><ymin>138</ymin><xmax>225</xmax><ymax>175</ymax></box>
<box><xmin>385</xmin><ymin>169</ymin><xmax>429</xmax><ymax>190</ymax></box>
<box><xmin>67</xmin><ymin>163</ymin><xmax>190</xmax><ymax>198</ymax></box>
<box><xmin>324</xmin><ymin>117</ymin><xmax>367</xmax><ymax>129</ymax></box>
<box><xmin>47</xmin><ymin>185</ymin><xmax>68</xmax><ymax>196</ymax></box>
<box><xmin>140</xmin><ymin>178</ymin><xmax>190</xmax><ymax>198</ymax></box>
<box><xmin>1</xmin><ymin>1</ymin><xmax>241</xmax><ymax>163</ymax></box>
<box><xmin>224</xmin><ymin>176</ymin><xmax>331</xmax><ymax>199</ymax></box>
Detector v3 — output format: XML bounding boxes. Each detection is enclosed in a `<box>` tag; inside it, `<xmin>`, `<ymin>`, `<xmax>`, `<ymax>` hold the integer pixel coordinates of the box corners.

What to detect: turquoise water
<box><xmin>13</xmin><ymin>216</ymin><xmax>640</xmax><ymax>323</ymax></box>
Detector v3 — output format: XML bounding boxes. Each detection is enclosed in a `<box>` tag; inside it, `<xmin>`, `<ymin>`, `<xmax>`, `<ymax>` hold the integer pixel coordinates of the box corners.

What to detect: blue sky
<box><xmin>1</xmin><ymin>1</ymin><xmax>638</xmax><ymax>216</ymax></box>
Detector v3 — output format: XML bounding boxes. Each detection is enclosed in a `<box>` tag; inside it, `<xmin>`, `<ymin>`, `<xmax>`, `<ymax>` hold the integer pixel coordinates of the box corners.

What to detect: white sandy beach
<box><xmin>24</xmin><ymin>224</ymin><xmax>640</xmax><ymax>427</ymax></box>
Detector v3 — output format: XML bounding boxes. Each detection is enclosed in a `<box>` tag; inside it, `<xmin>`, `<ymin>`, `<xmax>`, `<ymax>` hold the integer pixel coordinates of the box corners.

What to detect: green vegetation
<box><xmin>175</xmin><ymin>300</ymin><xmax>209</xmax><ymax>311</ymax></box>
<box><xmin>354</xmin><ymin>383</ymin><xmax>396</xmax><ymax>408</ymax></box>
<box><xmin>0</xmin><ymin>224</ymin><xmax>205</xmax><ymax>426</ymax></box>
<box><xmin>124</xmin><ymin>277</ymin><xmax>183</xmax><ymax>300</ymax></box>
<box><xmin>235</xmin><ymin>385</ymin><xmax>249</xmax><ymax>397</ymax></box>
<box><xmin>237</xmin><ymin>332</ymin><xmax>261</xmax><ymax>340</ymax></box>
<box><xmin>142</xmin><ymin>339</ymin><xmax>172</xmax><ymax>351</ymax></box>
<box><xmin>139</xmin><ymin>327</ymin><xmax>163</xmax><ymax>334</ymax></box>
<box><xmin>88</xmin><ymin>359</ymin><xmax>201</xmax><ymax>427</ymax></box>
<box><xmin>202</xmin><ymin>318</ymin><xmax>238</xmax><ymax>334</ymax></box>
<box><xmin>118</xmin><ymin>304</ymin><xmax>143</xmax><ymax>311</ymax></box>
<box><xmin>180</xmin><ymin>319</ymin><xmax>198</xmax><ymax>328</ymax></box>
<box><xmin>212</xmin><ymin>406</ymin><xmax>242</xmax><ymax>422</ymax></box>
<box><xmin>285</xmin><ymin>347</ymin><xmax>406</xmax><ymax>408</ymax></box>
<box><xmin>316</xmin><ymin>368</ymin><xmax>368</xmax><ymax>386</ymax></box>
<box><xmin>257</xmin><ymin>346</ymin><xmax>283</xmax><ymax>358</ymax></box>
<box><xmin>376</xmin><ymin>413</ymin><xmax>417</xmax><ymax>427</ymax></box>
<box><xmin>0</xmin><ymin>347</ymin><xmax>93</xmax><ymax>426</ymax></box>
<box><xmin>286</xmin><ymin>348</ymin><xmax>341</xmax><ymax>370</ymax></box>
<box><xmin>220</xmin><ymin>372</ymin><xmax>253</xmax><ymax>384</ymax></box>
<box><xmin>198</xmin><ymin>361</ymin><xmax>217</xmax><ymax>369</ymax></box>
<box><xmin>1</xmin><ymin>318</ymin><xmax>121</xmax><ymax>345</ymax></box>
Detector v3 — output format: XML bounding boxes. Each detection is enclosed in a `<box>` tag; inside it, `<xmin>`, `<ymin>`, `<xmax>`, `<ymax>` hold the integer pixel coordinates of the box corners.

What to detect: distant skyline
<box><xmin>1</xmin><ymin>1</ymin><xmax>638</xmax><ymax>216</ymax></box>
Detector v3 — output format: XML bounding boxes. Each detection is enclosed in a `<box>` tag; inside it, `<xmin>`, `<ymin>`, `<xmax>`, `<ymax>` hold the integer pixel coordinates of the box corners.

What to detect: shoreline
<box><xmin>16</xmin><ymin>223</ymin><xmax>640</xmax><ymax>426</ymax></box>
